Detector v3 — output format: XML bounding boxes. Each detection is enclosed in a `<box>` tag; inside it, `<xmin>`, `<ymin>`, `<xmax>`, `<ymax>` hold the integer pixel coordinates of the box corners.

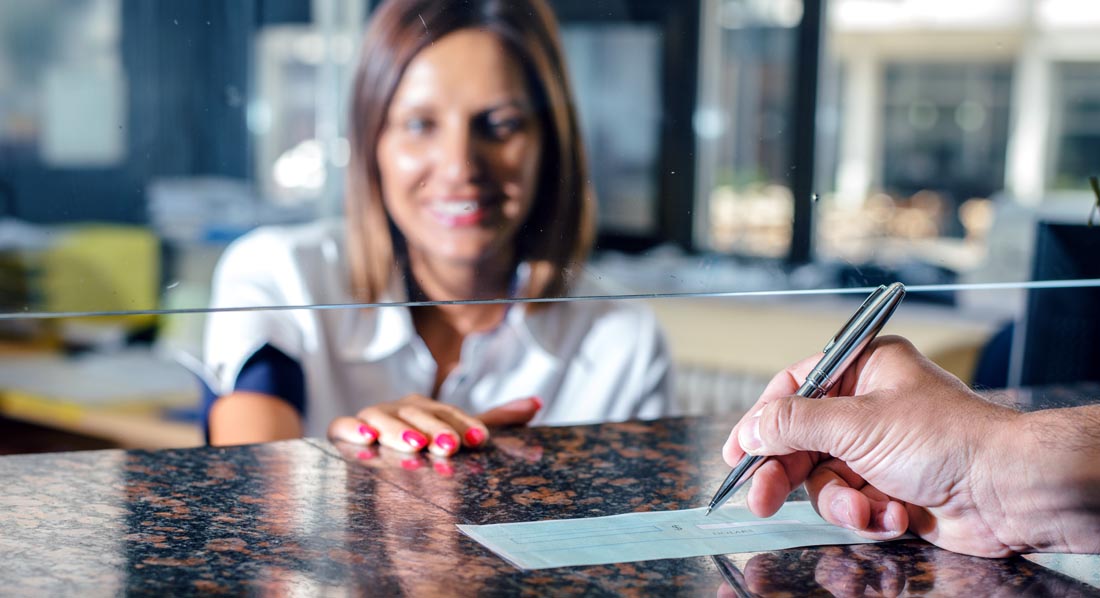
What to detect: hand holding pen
<box><xmin>707</xmin><ymin>283</ymin><xmax>907</xmax><ymax>516</ymax></box>
<box><xmin>707</xmin><ymin>312</ymin><xmax>1073</xmax><ymax>556</ymax></box>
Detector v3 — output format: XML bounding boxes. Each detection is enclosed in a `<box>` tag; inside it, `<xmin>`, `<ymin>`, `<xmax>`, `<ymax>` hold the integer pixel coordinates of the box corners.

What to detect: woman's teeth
<box><xmin>432</xmin><ymin>200</ymin><xmax>479</xmax><ymax>216</ymax></box>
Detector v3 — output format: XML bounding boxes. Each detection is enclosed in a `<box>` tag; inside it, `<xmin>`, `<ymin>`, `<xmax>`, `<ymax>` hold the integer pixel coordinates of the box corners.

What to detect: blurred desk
<box><xmin>649</xmin><ymin>296</ymin><xmax>999</xmax><ymax>382</ymax></box>
<box><xmin>650</xmin><ymin>296</ymin><xmax>1002</xmax><ymax>415</ymax></box>
<box><xmin>0</xmin><ymin>348</ymin><xmax>202</xmax><ymax>450</ymax></box>
<box><xmin>1</xmin><ymin>386</ymin><xmax>1097</xmax><ymax>595</ymax></box>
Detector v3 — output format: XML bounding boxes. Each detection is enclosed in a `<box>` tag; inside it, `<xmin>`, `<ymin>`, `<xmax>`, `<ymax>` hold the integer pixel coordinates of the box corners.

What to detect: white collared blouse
<box><xmin>203</xmin><ymin>221</ymin><xmax>675</xmax><ymax>438</ymax></box>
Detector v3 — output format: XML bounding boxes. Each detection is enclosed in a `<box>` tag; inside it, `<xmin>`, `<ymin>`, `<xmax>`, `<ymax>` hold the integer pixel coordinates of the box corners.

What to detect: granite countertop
<box><xmin>3</xmin><ymin>387</ymin><xmax>1100</xmax><ymax>596</ymax></box>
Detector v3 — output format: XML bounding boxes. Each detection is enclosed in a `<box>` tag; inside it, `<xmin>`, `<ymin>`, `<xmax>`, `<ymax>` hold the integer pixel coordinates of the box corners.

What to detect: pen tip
<box><xmin>704</xmin><ymin>507</ymin><xmax>712</xmax><ymax>517</ymax></box>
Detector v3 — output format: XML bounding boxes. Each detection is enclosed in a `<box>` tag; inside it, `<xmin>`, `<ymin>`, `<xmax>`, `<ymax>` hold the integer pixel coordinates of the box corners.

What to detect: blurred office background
<box><xmin>1</xmin><ymin>0</ymin><xmax>1098</xmax><ymax>452</ymax></box>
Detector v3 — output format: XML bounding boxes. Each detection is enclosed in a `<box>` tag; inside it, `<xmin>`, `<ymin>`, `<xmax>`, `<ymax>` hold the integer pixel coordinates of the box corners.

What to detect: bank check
<box><xmin>458</xmin><ymin>501</ymin><xmax>899</xmax><ymax>570</ymax></box>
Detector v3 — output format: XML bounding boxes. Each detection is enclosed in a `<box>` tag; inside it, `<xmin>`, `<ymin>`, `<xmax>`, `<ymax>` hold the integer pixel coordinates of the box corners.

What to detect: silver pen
<box><xmin>704</xmin><ymin>282</ymin><xmax>907</xmax><ymax>516</ymax></box>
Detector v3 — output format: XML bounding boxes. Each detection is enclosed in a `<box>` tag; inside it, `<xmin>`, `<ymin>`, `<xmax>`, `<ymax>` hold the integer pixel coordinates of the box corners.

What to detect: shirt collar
<box><xmin>337</xmin><ymin>263</ymin><xmax>558</xmax><ymax>366</ymax></box>
<box><xmin>337</xmin><ymin>273</ymin><xmax>415</xmax><ymax>362</ymax></box>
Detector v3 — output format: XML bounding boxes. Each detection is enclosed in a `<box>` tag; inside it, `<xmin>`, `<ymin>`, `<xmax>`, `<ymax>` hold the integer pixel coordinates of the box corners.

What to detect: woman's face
<box><xmin>376</xmin><ymin>29</ymin><xmax>543</xmax><ymax>272</ymax></box>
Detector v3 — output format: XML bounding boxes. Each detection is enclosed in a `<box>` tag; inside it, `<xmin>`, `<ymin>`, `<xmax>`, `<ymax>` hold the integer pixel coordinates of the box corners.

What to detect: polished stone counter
<box><xmin>2</xmin><ymin>386</ymin><xmax>1100</xmax><ymax>596</ymax></box>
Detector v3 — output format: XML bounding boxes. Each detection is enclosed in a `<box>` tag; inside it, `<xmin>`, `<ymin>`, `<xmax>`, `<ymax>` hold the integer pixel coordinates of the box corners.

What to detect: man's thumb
<box><xmin>739</xmin><ymin>395</ymin><xmax>860</xmax><ymax>457</ymax></box>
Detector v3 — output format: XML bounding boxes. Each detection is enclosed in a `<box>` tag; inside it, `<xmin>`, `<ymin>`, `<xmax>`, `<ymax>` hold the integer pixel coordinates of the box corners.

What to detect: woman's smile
<box><xmin>423</xmin><ymin>194</ymin><xmax>502</xmax><ymax>228</ymax></box>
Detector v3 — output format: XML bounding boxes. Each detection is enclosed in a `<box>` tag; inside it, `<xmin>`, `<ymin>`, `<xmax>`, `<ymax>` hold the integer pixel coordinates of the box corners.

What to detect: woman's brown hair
<box><xmin>345</xmin><ymin>0</ymin><xmax>594</xmax><ymax>303</ymax></box>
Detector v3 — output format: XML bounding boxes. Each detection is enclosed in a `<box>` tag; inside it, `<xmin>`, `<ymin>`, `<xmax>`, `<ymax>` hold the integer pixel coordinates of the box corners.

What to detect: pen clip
<box><xmin>823</xmin><ymin>285</ymin><xmax>886</xmax><ymax>354</ymax></box>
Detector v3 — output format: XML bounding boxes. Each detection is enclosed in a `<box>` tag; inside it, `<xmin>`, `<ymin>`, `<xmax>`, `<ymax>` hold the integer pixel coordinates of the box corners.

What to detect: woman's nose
<box><xmin>436</xmin><ymin>125</ymin><xmax>483</xmax><ymax>183</ymax></box>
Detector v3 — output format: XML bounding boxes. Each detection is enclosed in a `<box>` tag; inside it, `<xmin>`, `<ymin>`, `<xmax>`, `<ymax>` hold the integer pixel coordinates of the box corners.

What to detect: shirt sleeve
<box><xmin>628</xmin><ymin>306</ymin><xmax>678</xmax><ymax>420</ymax></box>
<box><xmin>560</xmin><ymin>299</ymin><xmax>677</xmax><ymax>423</ymax></box>
<box><xmin>202</xmin><ymin>228</ymin><xmax>307</xmax><ymax>397</ymax></box>
<box><xmin>200</xmin><ymin>343</ymin><xmax>306</xmax><ymax>443</ymax></box>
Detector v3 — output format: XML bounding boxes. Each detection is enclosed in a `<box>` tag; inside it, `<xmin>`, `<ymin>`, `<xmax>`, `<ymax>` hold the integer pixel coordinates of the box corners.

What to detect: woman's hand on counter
<box><xmin>327</xmin><ymin>395</ymin><xmax>542</xmax><ymax>456</ymax></box>
<box><xmin>723</xmin><ymin>334</ymin><xmax>1100</xmax><ymax>557</ymax></box>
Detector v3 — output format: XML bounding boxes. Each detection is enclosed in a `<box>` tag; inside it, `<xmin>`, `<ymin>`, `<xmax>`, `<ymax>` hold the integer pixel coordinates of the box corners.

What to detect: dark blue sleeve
<box><xmin>200</xmin><ymin>343</ymin><xmax>306</xmax><ymax>444</ymax></box>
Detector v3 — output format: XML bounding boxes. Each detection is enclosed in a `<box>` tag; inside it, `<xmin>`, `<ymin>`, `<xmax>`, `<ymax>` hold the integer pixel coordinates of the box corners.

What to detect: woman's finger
<box><xmin>357</xmin><ymin>406</ymin><xmax>430</xmax><ymax>453</ymax></box>
<box><xmin>477</xmin><ymin>396</ymin><xmax>542</xmax><ymax>427</ymax></box>
<box><xmin>428</xmin><ymin>402</ymin><xmax>489</xmax><ymax>449</ymax></box>
<box><xmin>327</xmin><ymin>415</ymin><xmax>380</xmax><ymax>445</ymax></box>
<box><xmin>396</xmin><ymin>404</ymin><xmax>460</xmax><ymax>457</ymax></box>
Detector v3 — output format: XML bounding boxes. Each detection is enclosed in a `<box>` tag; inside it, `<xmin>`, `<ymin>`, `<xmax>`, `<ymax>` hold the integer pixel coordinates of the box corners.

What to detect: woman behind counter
<box><xmin>203</xmin><ymin>0</ymin><xmax>674</xmax><ymax>452</ymax></box>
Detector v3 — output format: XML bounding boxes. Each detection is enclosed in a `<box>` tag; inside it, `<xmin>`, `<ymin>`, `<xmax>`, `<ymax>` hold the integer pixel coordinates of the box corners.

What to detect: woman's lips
<box><xmin>426</xmin><ymin>198</ymin><xmax>497</xmax><ymax>227</ymax></box>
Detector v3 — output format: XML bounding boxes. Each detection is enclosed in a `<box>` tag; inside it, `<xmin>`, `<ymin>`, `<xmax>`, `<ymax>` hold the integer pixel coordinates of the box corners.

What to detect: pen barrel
<box><xmin>708</xmin><ymin>453</ymin><xmax>765</xmax><ymax>512</ymax></box>
<box><xmin>797</xmin><ymin>372</ymin><xmax>830</xmax><ymax>398</ymax></box>
<box><xmin>729</xmin><ymin>455</ymin><xmax>765</xmax><ymax>495</ymax></box>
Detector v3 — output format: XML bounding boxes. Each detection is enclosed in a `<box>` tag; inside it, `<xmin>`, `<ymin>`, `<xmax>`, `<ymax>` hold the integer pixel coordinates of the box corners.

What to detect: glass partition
<box><xmin>5</xmin><ymin>279</ymin><xmax>1097</xmax><ymax>454</ymax></box>
<box><xmin>3</xmin><ymin>2</ymin><xmax>1099</xmax><ymax>311</ymax></box>
<box><xmin>1</xmin><ymin>0</ymin><xmax>1098</xmax><ymax>402</ymax></box>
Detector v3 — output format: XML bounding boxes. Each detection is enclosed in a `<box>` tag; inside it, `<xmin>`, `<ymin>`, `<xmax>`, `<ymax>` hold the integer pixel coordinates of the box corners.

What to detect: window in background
<box><xmin>551</xmin><ymin>0</ymin><xmax>700</xmax><ymax>253</ymax></box>
<box><xmin>0</xmin><ymin>0</ymin><xmax>125</xmax><ymax>171</ymax></box>
<box><xmin>695</xmin><ymin>0</ymin><xmax>802</xmax><ymax>258</ymax></box>
<box><xmin>814</xmin><ymin>5</ymin><xmax>1020</xmax><ymax>275</ymax></box>
<box><xmin>809</xmin><ymin>0</ymin><xmax>1100</xmax><ymax>293</ymax></box>
<box><xmin>561</xmin><ymin>25</ymin><xmax>661</xmax><ymax>238</ymax></box>
<box><xmin>1053</xmin><ymin>62</ymin><xmax>1100</xmax><ymax>191</ymax></box>
<box><xmin>253</xmin><ymin>0</ymin><xmax>362</xmax><ymax>216</ymax></box>
<box><xmin>876</xmin><ymin>63</ymin><xmax>1011</xmax><ymax>238</ymax></box>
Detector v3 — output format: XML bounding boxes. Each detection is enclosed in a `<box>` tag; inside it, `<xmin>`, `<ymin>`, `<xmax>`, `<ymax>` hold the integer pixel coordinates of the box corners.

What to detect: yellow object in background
<box><xmin>39</xmin><ymin>224</ymin><xmax>159</xmax><ymax>330</ymax></box>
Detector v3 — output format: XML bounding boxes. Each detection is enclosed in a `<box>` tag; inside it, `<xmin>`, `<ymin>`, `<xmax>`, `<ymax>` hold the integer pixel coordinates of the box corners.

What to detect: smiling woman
<box><xmin>201</xmin><ymin>0</ymin><xmax>676</xmax><ymax>452</ymax></box>
<box><xmin>346</xmin><ymin>0</ymin><xmax>589</xmax><ymax>306</ymax></box>
<box><xmin>375</xmin><ymin>30</ymin><xmax>544</xmax><ymax>299</ymax></box>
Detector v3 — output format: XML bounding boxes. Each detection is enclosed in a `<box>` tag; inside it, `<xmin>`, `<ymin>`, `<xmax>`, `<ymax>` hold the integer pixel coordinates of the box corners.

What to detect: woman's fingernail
<box><xmin>464</xmin><ymin>427</ymin><xmax>486</xmax><ymax>447</ymax></box>
<box><xmin>435</xmin><ymin>433</ymin><xmax>457</xmax><ymax>452</ymax></box>
<box><xmin>358</xmin><ymin>424</ymin><xmax>378</xmax><ymax>442</ymax></box>
<box><xmin>402</xmin><ymin>430</ymin><xmax>428</xmax><ymax>450</ymax></box>
<box><xmin>530</xmin><ymin>396</ymin><xmax>544</xmax><ymax>410</ymax></box>
<box><xmin>400</xmin><ymin>458</ymin><xmax>422</xmax><ymax>471</ymax></box>
<box><xmin>739</xmin><ymin>416</ymin><xmax>762</xmax><ymax>451</ymax></box>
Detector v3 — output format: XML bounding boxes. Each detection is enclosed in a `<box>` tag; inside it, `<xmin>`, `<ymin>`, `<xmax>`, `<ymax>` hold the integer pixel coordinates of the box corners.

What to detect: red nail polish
<box><xmin>355</xmin><ymin>449</ymin><xmax>376</xmax><ymax>460</ymax></box>
<box><xmin>464</xmin><ymin>427</ymin><xmax>486</xmax><ymax>447</ymax></box>
<box><xmin>530</xmin><ymin>396</ymin><xmax>544</xmax><ymax>410</ymax></box>
<box><xmin>402</xmin><ymin>430</ymin><xmax>427</xmax><ymax>449</ymax></box>
<box><xmin>400</xmin><ymin>458</ymin><xmax>422</xmax><ymax>471</ymax></box>
<box><xmin>358</xmin><ymin>424</ymin><xmax>378</xmax><ymax>442</ymax></box>
<box><xmin>435</xmin><ymin>433</ymin><xmax>457</xmax><ymax>452</ymax></box>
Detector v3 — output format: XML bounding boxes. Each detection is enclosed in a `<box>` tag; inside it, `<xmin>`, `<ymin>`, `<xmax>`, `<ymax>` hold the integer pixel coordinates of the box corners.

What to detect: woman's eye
<box><xmin>483</xmin><ymin>116</ymin><xmax>523</xmax><ymax>140</ymax></box>
<box><xmin>404</xmin><ymin>117</ymin><xmax>433</xmax><ymax>135</ymax></box>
